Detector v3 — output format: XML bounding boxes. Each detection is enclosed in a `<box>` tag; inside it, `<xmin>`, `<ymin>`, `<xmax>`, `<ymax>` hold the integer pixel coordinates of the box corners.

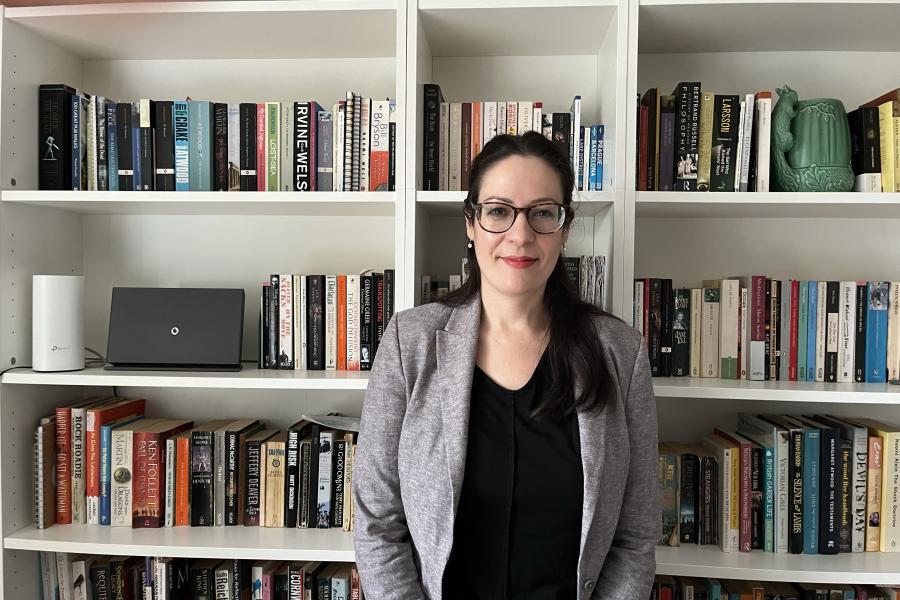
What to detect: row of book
<box><xmin>635</xmin><ymin>277</ymin><xmax>900</xmax><ymax>383</ymax></box>
<box><xmin>259</xmin><ymin>271</ymin><xmax>394</xmax><ymax>371</ymax></box>
<box><xmin>42</xmin><ymin>552</ymin><xmax>361</xmax><ymax>600</ymax></box>
<box><xmin>637</xmin><ymin>84</ymin><xmax>772</xmax><ymax>192</ymax></box>
<box><xmin>422</xmin><ymin>84</ymin><xmax>605</xmax><ymax>192</ymax></box>
<box><xmin>659</xmin><ymin>414</ymin><xmax>900</xmax><ymax>556</ymax></box>
<box><xmin>650</xmin><ymin>576</ymin><xmax>899</xmax><ymax>600</ymax></box>
<box><xmin>637</xmin><ymin>83</ymin><xmax>900</xmax><ymax>194</ymax></box>
<box><xmin>36</xmin><ymin>395</ymin><xmax>359</xmax><ymax>531</ymax></box>
<box><xmin>38</xmin><ymin>84</ymin><xmax>397</xmax><ymax>193</ymax></box>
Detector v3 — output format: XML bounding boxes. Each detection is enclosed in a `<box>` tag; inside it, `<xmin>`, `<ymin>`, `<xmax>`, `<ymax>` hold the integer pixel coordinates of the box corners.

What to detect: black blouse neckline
<box><xmin>473</xmin><ymin>348</ymin><xmax>549</xmax><ymax>394</ymax></box>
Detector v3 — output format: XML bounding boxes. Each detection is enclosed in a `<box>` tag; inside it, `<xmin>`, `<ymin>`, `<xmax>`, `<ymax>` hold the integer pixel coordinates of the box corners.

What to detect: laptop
<box><xmin>105</xmin><ymin>287</ymin><xmax>245</xmax><ymax>371</ymax></box>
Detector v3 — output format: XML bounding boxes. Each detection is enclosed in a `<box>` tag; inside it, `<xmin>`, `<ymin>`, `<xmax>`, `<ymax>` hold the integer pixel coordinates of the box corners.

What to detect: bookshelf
<box><xmin>2</xmin><ymin>0</ymin><xmax>899</xmax><ymax>597</ymax></box>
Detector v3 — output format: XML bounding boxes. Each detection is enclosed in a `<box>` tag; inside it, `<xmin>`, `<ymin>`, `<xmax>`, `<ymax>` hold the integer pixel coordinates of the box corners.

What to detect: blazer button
<box><xmin>583</xmin><ymin>579</ymin><xmax>595</xmax><ymax>591</ymax></box>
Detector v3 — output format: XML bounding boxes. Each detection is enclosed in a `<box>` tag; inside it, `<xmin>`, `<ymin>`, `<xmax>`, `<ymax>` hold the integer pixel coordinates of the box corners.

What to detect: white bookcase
<box><xmin>1</xmin><ymin>0</ymin><xmax>899</xmax><ymax>597</ymax></box>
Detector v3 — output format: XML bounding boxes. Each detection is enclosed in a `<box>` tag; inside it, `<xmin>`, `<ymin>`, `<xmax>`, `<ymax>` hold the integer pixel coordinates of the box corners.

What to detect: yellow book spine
<box><xmin>878</xmin><ymin>102</ymin><xmax>897</xmax><ymax>192</ymax></box>
<box><xmin>697</xmin><ymin>92</ymin><xmax>715</xmax><ymax>191</ymax></box>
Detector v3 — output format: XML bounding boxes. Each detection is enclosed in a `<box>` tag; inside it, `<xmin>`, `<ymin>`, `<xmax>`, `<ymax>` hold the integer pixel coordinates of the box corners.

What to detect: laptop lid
<box><xmin>106</xmin><ymin>287</ymin><xmax>245</xmax><ymax>371</ymax></box>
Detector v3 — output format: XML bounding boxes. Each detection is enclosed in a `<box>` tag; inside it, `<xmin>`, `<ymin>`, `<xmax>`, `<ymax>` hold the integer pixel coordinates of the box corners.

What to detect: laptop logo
<box><xmin>170</xmin><ymin>326</ymin><xmax>180</xmax><ymax>336</ymax></box>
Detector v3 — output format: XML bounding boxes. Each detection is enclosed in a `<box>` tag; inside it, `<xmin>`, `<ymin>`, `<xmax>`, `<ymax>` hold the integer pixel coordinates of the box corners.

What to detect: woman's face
<box><xmin>466</xmin><ymin>154</ymin><xmax>568</xmax><ymax>300</ymax></box>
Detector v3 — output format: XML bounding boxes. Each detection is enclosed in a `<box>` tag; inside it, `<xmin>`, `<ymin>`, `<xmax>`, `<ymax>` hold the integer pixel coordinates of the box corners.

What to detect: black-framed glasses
<box><xmin>472</xmin><ymin>201</ymin><xmax>567</xmax><ymax>234</ymax></box>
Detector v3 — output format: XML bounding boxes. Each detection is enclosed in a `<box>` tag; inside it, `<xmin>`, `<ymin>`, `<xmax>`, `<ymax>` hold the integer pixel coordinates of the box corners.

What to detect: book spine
<box><xmin>297</xmin><ymin>275</ymin><xmax>307</xmax><ymax>370</ymax></box>
<box><xmin>679</xmin><ymin>453</ymin><xmax>698</xmax><ymax>543</ymax></box>
<box><xmin>815</xmin><ymin>281</ymin><xmax>827</xmax><ymax>381</ymax></box>
<box><xmin>279</xmin><ymin>274</ymin><xmax>294</xmax><ymax>369</ymax></box>
<box><xmin>267</xmin><ymin>276</ymin><xmax>279</xmax><ymax>368</ymax></box>
<box><xmin>697</xmin><ymin>91</ymin><xmax>714</xmax><ymax>191</ymax></box>
<box><xmin>225</xmin><ymin>431</ymin><xmax>239</xmax><ymax>526</ymax></box>
<box><xmin>299</xmin><ymin>440</ymin><xmax>312</xmax><ymax>528</ymax></box>
<box><xmin>674</xmin><ymin>82</ymin><xmax>701</xmax><ymax>191</ymax></box>
<box><xmin>798</xmin><ymin>281</ymin><xmax>809</xmax><ymax>381</ymax></box>
<box><xmin>802</xmin><ymin>428</ymin><xmax>820</xmax><ymax>554</ymax></box>
<box><xmin>318</xmin><ymin>110</ymin><xmax>334</xmax><ymax>192</ymax></box>
<box><xmin>343</xmin><ymin>434</ymin><xmax>355</xmax><ymax>532</ymax></box>
<box><xmin>110</xmin><ymin>429</ymin><xmax>134</xmax><ymax>527</ymax></box>
<box><xmin>164</xmin><ymin>437</ymin><xmax>175</xmax><ymax>527</ymax></box>
<box><xmin>754</xmin><ymin>93</ymin><xmax>772</xmax><ymax>192</ymax></box>
<box><xmin>867</xmin><ymin>282</ymin><xmax>889</xmax><ymax>382</ymax></box>
<box><xmin>316</xmin><ymin>431</ymin><xmax>334</xmax><ymax>528</ymax></box>
<box><xmin>825</xmin><ymin>281</ymin><xmax>840</xmax><ymax>382</ymax></box>
<box><xmin>347</xmin><ymin>275</ymin><xmax>361</xmax><ymax>371</ymax></box>
<box><xmin>359</xmin><ymin>98</ymin><xmax>370</xmax><ymax>191</ymax></box>
<box><xmin>99</xmin><ymin>424</ymin><xmax>114</xmax><ymax>525</ymax></box>
<box><xmin>213</xmin><ymin>102</ymin><xmax>228</xmax><ymax>191</ymax></box>
<box><xmin>370</xmin><ymin>100</ymin><xmax>390</xmax><ymax>191</ymax></box>
<box><xmin>175</xmin><ymin>435</ymin><xmax>190</xmax><ymax>526</ymax></box>
<box><xmin>331</xmin><ymin>439</ymin><xmax>346</xmax><ymax>528</ymax></box>
<box><xmin>215</xmin><ymin>428</ymin><xmax>227</xmax><ymax>527</ymax></box>
<box><xmin>286</xmin><ymin>430</ymin><xmax>299</xmax><ymax>528</ymax></box>
<box><xmin>423</xmin><ymin>84</ymin><xmax>441</xmax><ymax>190</ymax></box>
<box><xmin>388</xmin><ymin>101</ymin><xmax>397</xmax><ymax>191</ymax></box>
<box><xmin>866</xmin><ymin>435</ymin><xmax>883</xmax><ymax>551</ymax></box>
<box><xmin>738</xmin><ymin>93</ymin><xmax>755</xmax><ymax>191</ymax></box>
<box><xmin>264</xmin><ymin>440</ymin><xmax>286</xmax><ymax>528</ymax></box>
<box><xmin>266</xmin><ymin>102</ymin><xmax>279</xmax><ymax>191</ymax></box>
<box><xmin>256</xmin><ymin>102</ymin><xmax>266</xmax><ymax>191</ymax></box>
<box><xmin>172</xmin><ymin>101</ymin><xmax>189</xmax><ymax>192</ymax></box>
<box><xmin>855</xmin><ymin>282</ymin><xmax>869</xmax><ymax>382</ymax></box>
<box><xmin>71</xmin><ymin>407</ymin><xmax>87</xmax><ymax>524</ymax></box>
<box><xmin>819</xmin><ymin>427</ymin><xmax>840</xmax><ymax>554</ymax></box>
<box><xmin>838</xmin><ymin>281</ymin><xmax>857</xmax><ymax>383</ymax></box>
<box><xmin>374</xmin><ymin>272</ymin><xmax>385</xmax><ymax>358</ymax></box>
<box><xmin>838</xmin><ymin>439</ymin><xmax>852</xmax><ymax>553</ymax></box>
<box><xmin>337</xmin><ymin>275</ymin><xmax>348</xmax><ymax>371</ymax></box>
<box><xmin>807</xmin><ymin>281</ymin><xmax>818</xmax><ymax>382</ymax></box>
<box><xmin>38</xmin><ymin>85</ymin><xmax>74</xmax><ymax>190</ymax></box>
<box><xmin>87</xmin><ymin>96</ymin><xmax>97</xmax><ymax>190</ymax></box>
<box><xmin>789</xmin><ymin>428</ymin><xmax>804</xmax><ymax>553</ymax></box>
<box><xmin>307</xmin><ymin>275</ymin><xmax>325</xmax><ymax>370</ymax></box>
<box><xmin>672</xmin><ymin>289</ymin><xmax>690</xmax><ymax>376</ymax></box>
<box><xmin>360</xmin><ymin>275</ymin><xmax>374</xmax><ymax>371</ymax></box>
<box><xmin>155</xmin><ymin>101</ymin><xmax>176</xmax><ymax>191</ymax></box>
<box><xmin>789</xmin><ymin>280</ymin><xmax>800</xmax><ymax>381</ymax></box>
<box><xmin>325</xmin><ymin>276</ymin><xmax>338</xmax><ymax>371</ymax></box>
<box><xmin>190</xmin><ymin>431</ymin><xmax>214</xmax><ymax>526</ymax></box>
<box><xmin>244</xmin><ymin>440</ymin><xmax>262</xmax><ymax>526</ymax></box>
<box><xmin>106</xmin><ymin>100</ymin><xmax>118</xmax><ymax>191</ymax></box>
<box><xmin>750</xmin><ymin>446</ymin><xmax>763</xmax><ymax>549</ymax></box>
<box><xmin>115</xmin><ymin>103</ymin><xmax>132</xmax><ymax>191</ymax></box>
<box><xmin>139</xmin><ymin>98</ymin><xmax>155</xmax><ymax>191</ymax></box>
<box><xmin>132</xmin><ymin>431</ymin><xmax>163</xmax><ymax>528</ymax></box>
<box><xmin>352</xmin><ymin>95</ymin><xmax>362</xmax><ymax>191</ymax></box>
<box><xmin>719</xmin><ymin>279</ymin><xmax>739</xmax><ymax>379</ymax></box>
<box><xmin>239</xmin><ymin>103</ymin><xmax>257</xmax><ymax>191</ymax></box>
<box><xmin>690</xmin><ymin>288</ymin><xmax>702</xmax><ymax>377</ymax></box>
<box><xmin>293</xmin><ymin>102</ymin><xmax>311</xmax><ymax>191</ymax></box>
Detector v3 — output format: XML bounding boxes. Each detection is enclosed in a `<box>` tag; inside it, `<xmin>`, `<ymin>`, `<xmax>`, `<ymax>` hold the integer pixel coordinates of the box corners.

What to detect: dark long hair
<box><xmin>439</xmin><ymin>131</ymin><xmax>620</xmax><ymax>420</ymax></box>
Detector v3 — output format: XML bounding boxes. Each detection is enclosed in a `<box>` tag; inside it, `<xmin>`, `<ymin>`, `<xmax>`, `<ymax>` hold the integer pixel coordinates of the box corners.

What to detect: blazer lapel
<box><xmin>435</xmin><ymin>293</ymin><xmax>481</xmax><ymax>516</ymax></box>
<box><xmin>576</xmin><ymin>391</ymin><xmax>608</xmax><ymax>559</ymax></box>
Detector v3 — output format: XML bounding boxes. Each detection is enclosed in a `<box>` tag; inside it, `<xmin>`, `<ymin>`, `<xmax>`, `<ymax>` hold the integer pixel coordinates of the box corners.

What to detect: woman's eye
<box><xmin>488</xmin><ymin>207</ymin><xmax>509</xmax><ymax>217</ymax></box>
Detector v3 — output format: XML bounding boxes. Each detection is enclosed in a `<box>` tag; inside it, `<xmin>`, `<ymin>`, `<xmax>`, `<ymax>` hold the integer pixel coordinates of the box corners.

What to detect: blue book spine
<box><xmin>704</xmin><ymin>580</ymin><xmax>721</xmax><ymax>600</ymax></box>
<box><xmin>106</xmin><ymin>101</ymin><xmax>118</xmax><ymax>192</ymax></box>
<box><xmin>595</xmin><ymin>125</ymin><xmax>604</xmax><ymax>191</ymax></box>
<box><xmin>763</xmin><ymin>445</ymin><xmax>775</xmax><ymax>553</ymax></box>
<box><xmin>174</xmin><ymin>101</ymin><xmax>190</xmax><ymax>192</ymax></box>
<box><xmin>131</xmin><ymin>102</ymin><xmax>141</xmax><ymax>190</ymax></box>
<box><xmin>71</xmin><ymin>94</ymin><xmax>81</xmax><ymax>190</ymax></box>
<box><xmin>189</xmin><ymin>101</ymin><xmax>213</xmax><ymax>191</ymax></box>
<box><xmin>802</xmin><ymin>427</ymin><xmax>820</xmax><ymax>554</ymax></box>
<box><xmin>99</xmin><ymin>422</ymin><xmax>115</xmax><ymax>525</ymax></box>
<box><xmin>199</xmin><ymin>101</ymin><xmax>213</xmax><ymax>191</ymax></box>
<box><xmin>588</xmin><ymin>125</ymin><xmax>598</xmax><ymax>191</ymax></box>
<box><xmin>866</xmin><ymin>281</ymin><xmax>889</xmax><ymax>382</ymax></box>
<box><xmin>807</xmin><ymin>281</ymin><xmax>818</xmax><ymax>381</ymax></box>
<box><xmin>798</xmin><ymin>281</ymin><xmax>809</xmax><ymax>381</ymax></box>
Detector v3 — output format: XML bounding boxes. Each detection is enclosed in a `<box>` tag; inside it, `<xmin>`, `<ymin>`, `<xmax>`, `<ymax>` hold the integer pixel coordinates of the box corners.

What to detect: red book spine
<box><xmin>790</xmin><ymin>279</ymin><xmax>800</xmax><ymax>381</ymax></box>
<box><xmin>86</xmin><ymin>399</ymin><xmax>146</xmax><ymax>517</ymax></box>
<box><xmin>257</xmin><ymin>102</ymin><xmax>266</xmax><ymax>191</ymax></box>
<box><xmin>752</xmin><ymin>275</ymin><xmax>766</xmax><ymax>342</ymax></box>
<box><xmin>55</xmin><ymin>407</ymin><xmax>72</xmax><ymax>524</ymax></box>
<box><xmin>132</xmin><ymin>431</ymin><xmax>162</xmax><ymax>528</ymax></box>
<box><xmin>350</xmin><ymin>566</ymin><xmax>361</xmax><ymax>600</ymax></box>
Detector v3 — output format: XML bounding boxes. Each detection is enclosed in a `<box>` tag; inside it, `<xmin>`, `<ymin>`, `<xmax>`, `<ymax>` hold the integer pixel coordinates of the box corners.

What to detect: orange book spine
<box><xmin>338</xmin><ymin>275</ymin><xmax>348</xmax><ymax>370</ymax></box>
<box><xmin>175</xmin><ymin>435</ymin><xmax>190</xmax><ymax>526</ymax></box>
<box><xmin>472</xmin><ymin>102</ymin><xmax>482</xmax><ymax>160</ymax></box>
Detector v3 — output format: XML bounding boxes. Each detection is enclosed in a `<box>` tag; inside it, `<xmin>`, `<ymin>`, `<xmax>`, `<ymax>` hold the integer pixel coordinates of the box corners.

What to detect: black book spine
<box><xmin>239</xmin><ymin>103</ymin><xmax>257</xmax><ymax>191</ymax></box>
<box><xmin>848</xmin><ymin>107</ymin><xmax>882</xmax><ymax>175</ymax></box>
<box><xmin>190</xmin><ymin>431</ymin><xmax>214</xmax><ymax>527</ymax></box>
<box><xmin>97</xmin><ymin>97</ymin><xmax>109</xmax><ymax>191</ymax></box>
<box><xmin>374</xmin><ymin>272</ymin><xmax>385</xmax><ymax>359</ymax></box>
<box><xmin>139</xmin><ymin>127</ymin><xmax>155</xmax><ymax>191</ymax></box>
<box><xmin>648</xmin><ymin>278</ymin><xmax>662</xmax><ymax>376</ymax></box>
<box><xmin>838</xmin><ymin>438</ymin><xmax>852</xmax><ymax>553</ymax></box>
<box><xmin>789</xmin><ymin>428</ymin><xmax>804</xmax><ymax>554</ymax></box>
<box><xmin>213</xmin><ymin>102</ymin><xmax>228</xmax><ymax>191</ymax></box>
<box><xmin>385</xmin><ymin>268</ymin><xmax>395</xmax><ymax>325</ymax></box>
<box><xmin>116</xmin><ymin>102</ymin><xmax>134</xmax><ymax>192</ymax></box>
<box><xmin>38</xmin><ymin>84</ymin><xmax>75</xmax><ymax>191</ymax></box>
<box><xmin>307</xmin><ymin>275</ymin><xmax>326</xmax><ymax>370</ymax></box>
<box><xmin>304</xmin><ymin>424</ymin><xmax>321</xmax><ymax>528</ymax></box>
<box><xmin>299</xmin><ymin>440</ymin><xmax>311</xmax><ymax>528</ymax></box>
<box><xmin>660</xmin><ymin>279</ymin><xmax>674</xmax><ymax>377</ymax></box>
<box><xmin>750</xmin><ymin>445</ymin><xmax>763</xmax><ymax>549</ymax></box>
<box><xmin>855</xmin><ymin>282</ymin><xmax>868</xmax><ymax>382</ymax></box>
<box><xmin>285</xmin><ymin>429</ymin><xmax>300</xmax><ymax>529</ymax></box>
<box><xmin>818</xmin><ymin>426</ymin><xmax>840</xmax><ymax>554</ymax></box>
<box><xmin>764</xmin><ymin>278</ymin><xmax>772</xmax><ymax>381</ymax></box>
<box><xmin>244</xmin><ymin>439</ymin><xmax>262</xmax><ymax>526</ymax></box>
<box><xmin>673</xmin><ymin>81</ymin><xmax>701</xmax><ymax>191</ymax></box>
<box><xmin>679</xmin><ymin>453</ymin><xmax>698</xmax><ymax>544</ymax></box>
<box><xmin>170</xmin><ymin>559</ymin><xmax>191</xmax><ymax>600</ymax></box>
<box><xmin>703</xmin><ymin>455</ymin><xmax>717</xmax><ymax>545</ymax></box>
<box><xmin>190</xmin><ymin>566</ymin><xmax>212</xmax><ymax>600</ymax></box>
<box><xmin>231</xmin><ymin>559</ymin><xmax>250</xmax><ymax>600</ymax></box>
<box><xmin>73</xmin><ymin>94</ymin><xmax>83</xmax><ymax>190</ymax></box>
<box><xmin>774</xmin><ymin>280</ymin><xmax>782</xmax><ymax>380</ymax></box>
<box><xmin>710</xmin><ymin>94</ymin><xmax>739</xmax><ymax>191</ymax></box>
<box><xmin>269</xmin><ymin>274</ymin><xmax>280</xmax><ymax>369</ymax></box>
<box><xmin>109</xmin><ymin>559</ymin><xmax>125</xmax><ymax>600</ymax></box>
<box><xmin>154</xmin><ymin>101</ymin><xmax>175</xmax><ymax>191</ymax></box>
<box><xmin>563</xmin><ymin>257</ymin><xmax>581</xmax><ymax>295</ymax></box>
<box><xmin>551</xmin><ymin>112</ymin><xmax>571</xmax><ymax>167</ymax></box>
<box><xmin>262</xmin><ymin>284</ymin><xmax>271</xmax><ymax>370</ymax></box>
<box><xmin>388</xmin><ymin>120</ymin><xmax>396</xmax><ymax>191</ymax></box>
<box><xmin>825</xmin><ymin>281</ymin><xmax>840</xmax><ymax>382</ymax></box>
<box><xmin>672</xmin><ymin>288</ymin><xmax>691</xmax><ymax>376</ymax></box>
<box><xmin>90</xmin><ymin>563</ymin><xmax>111</xmax><ymax>600</ymax></box>
<box><xmin>422</xmin><ymin>83</ymin><xmax>443</xmax><ymax>190</ymax></box>
<box><xmin>294</xmin><ymin>102</ymin><xmax>311</xmax><ymax>191</ymax></box>
<box><xmin>225</xmin><ymin>431</ymin><xmax>239</xmax><ymax>526</ymax></box>
<box><xmin>360</xmin><ymin>275</ymin><xmax>374</xmax><ymax>371</ymax></box>
<box><xmin>331</xmin><ymin>439</ymin><xmax>345</xmax><ymax>527</ymax></box>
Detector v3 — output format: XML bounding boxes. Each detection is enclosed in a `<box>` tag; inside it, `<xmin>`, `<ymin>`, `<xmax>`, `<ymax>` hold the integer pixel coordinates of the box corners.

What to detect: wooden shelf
<box><xmin>635</xmin><ymin>192</ymin><xmax>900</xmax><ymax>219</ymax></box>
<box><xmin>655</xmin><ymin>544</ymin><xmax>900</xmax><ymax>585</ymax></box>
<box><xmin>4</xmin><ymin>1</ymin><xmax>398</xmax><ymax>60</ymax></box>
<box><xmin>417</xmin><ymin>190</ymin><xmax>615</xmax><ymax>217</ymax></box>
<box><xmin>4</xmin><ymin>524</ymin><xmax>355</xmax><ymax>562</ymax></box>
<box><xmin>1</xmin><ymin>191</ymin><xmax>396</xmax><ymax>217</ymax></box>
<box><xmin>652</xmin><ymin>377</ymin><xmax>900</xmax><ymax>404</ymax></box>
<box><xmin>1</xmin><ymin>367</ymin><xmax>370</xmax><ymax>390</ymax></box>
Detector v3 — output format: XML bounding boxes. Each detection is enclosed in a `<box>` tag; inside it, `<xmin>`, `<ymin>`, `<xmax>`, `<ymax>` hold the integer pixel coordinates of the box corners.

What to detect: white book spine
<box><xmin>88</xmin><ymin>99</ymin><xmax>98</xmax><ymax>191</ymax></box>
<box><xmin>740</xmin><ymin>287</ymin><xmax>749</xmax><ymax>379</ymax></box>
<box><xmin>533</xmin><ymin>103</ymin><xmax>542</xmax><ymax>133</ymax></box>
<box><xmin>701</xmin><ymin>289</ymin><xmax>720</xmax><ymax>378</ymax></box>
<box><xmin>733</xmin><ymin>100</ymin><xmax>746</xmax><ymax>192</ymax></box>
<box><xmin>40</xmin><ymin>552</ymin><xmax>57</xmax><ymax>600</ymax></box>
<box><xmin>251</xmin><ymin>565</ymin><xmax>264</xmax><ymax>600</ymax></box>
<box><xmin>333</xmin><ymin>103</ymin><xmax>342</xmax><ymax>192</ymax></box>
<box><xmin>570</xmin><ymin>96</ymin><xmax>582</xmax><ymax>186</ymax></box>
<box><xmin>850</xmin><ymin>425</ymin><xmax>868</xmax><ymax>553</ymax></box>
<box><xmin>325</xmin><ymin>275</ymin><xmax>338</xmax><ymax>370</ymax></box>
<box><xmin>228</xmin><ymin>103</ymin><xmax>241</xmax><ymax>192</ymax></box>
<box><xmin>56</xmin><ymin>553</ymin><xmax>72</xmax><ymax>600</ymax></box>
<box><xmin>72</xmin><ymin>559</ymin><xmax>89</xmax><ymax>600</ymax></box>
<box><xmin>110</xmin><ymin>429</ymin><xmax>134</xmax><ymax>527</ymax></box>
<box><xmin>280</xmin><ymin>103</ymin><xmax>293</xmax><ymax>191</ymax></box>
<box><xmin>754</xmin><ymin>95</ymin><xmax>772</xmax><ymax>192</ymax></box>
<box><xmin>439</xmin><ymin>102</ymin><xmax>449</xmax><ymax>191</ymax></box>
<box><xmin>215</xmin><ymin>428</ymin><xmax>227</xmax><ymax>527</ymax></box>
<box><xmin>484</xmin><ymin>101</ymin><xmax>498</xmax><ymax>147</ymax></box>
<box><xmin>164</xmin><ymin>437</ymin><xmax>176</xmax><ymax>527</ymax></box>
<box><xmin>518</xmin><ymin>101</ymin><xmax>532</xmax><ymax>135</ymax></box>
<box><xmin>156</xmin><ymin>559</ymin><xmax>169</xmax><ymax>600</ymax></box>
<box><xmin>884</xmin><ymin>434</ymin><xmax>900</xmax><ymax>551</ymax></box>
<box><xmin>633</xmin><ymin>281</ymin><xmax>644</xmax><ymax>337</ymax></box>
<box><xmin>279</xmin><ymin>274</ymin><xmax>294</xmax><ymax>369</ymax></box>
<box><xmin>449</xmin><ymin>103</ymin><xmax>462</xmax><ymax>191</ymax></box>
<box><xmin>299</xmin><ymin>275</ymin><xmax>308</xmax><ymax>370</ymax></box>
<box><xmin>888</xmin><ymin>281</ymin><xmax>900</xmax><ymax>380</ymax></box>
<box><xmin>739</xmin><ymin>93</ymin><xmax>755</xmax><ymax>191</ymax></box>
<box><xmin>70</xmin><ymin>407</ymin><xmax>87</xmax><ymax>524</ymax></box>
<box><xmin>775</xmin><ymin>429</ymin><xmax>790</xmax><ymax>553</ymax></box>
<box><xmin>854</xmin><ymin>172</ymin><xmax>883</xmax><ymax>192</ymax></box>
<box><xmin>342</xmin><ymin>434</ymin><xmax>354</xmax><ymax>532</ymax></box>
<box><xmin>316</xmin><ymin>431</ymin><xmax>334</xmax><ymax>528</ymax></box>
<box><xmin>506</xmin><ymin>101</ymin><xmax>518</xmax><ymax>135</ymax></box>
<box><xmin>497</xmin><ymin>101</ymin><xmax>507</xmax><ymax>140</ymax></box>
<box><xmin>690</xmin><ymin>288</ymin><xmax>702</xmax><ymax>377</ymax></box>
<box><xmin>293</xmin><ymin>274</ymin><xmax>303</xmax><ymax>370</ymax></box>
<box><xmin>346</xmin><ymin>275</ymin><xmax>361</xmax><ymax>371</ymax></box>
<box><xmin>359</xmin><ymin>98</ymin><xmax>371</xmax><ymax>191</ymax></box>
<box><xmin>838</xmin><ymin>281</ymin><xmax>857</xmax><ymax>383</ymax></box>
<box><xmin>815</xmin><ymin>281</ymin><xmax>828</xmax><ymax>381</ymax></box>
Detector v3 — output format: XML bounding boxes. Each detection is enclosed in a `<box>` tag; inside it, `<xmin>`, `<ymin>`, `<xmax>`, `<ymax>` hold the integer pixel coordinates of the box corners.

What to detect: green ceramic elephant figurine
<box><xmin>771</xmin><ymin>85</ymin><xmax>854</xmax><ymax>192</ymax></box>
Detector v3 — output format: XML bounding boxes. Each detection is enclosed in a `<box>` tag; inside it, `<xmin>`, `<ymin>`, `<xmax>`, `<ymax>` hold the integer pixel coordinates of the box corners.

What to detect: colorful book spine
<box><xmin>867</xmin><ymin>281</ymin><xmax>889</xmax><ymax>383</ymax></box>
<box><xmin>174</xmin><ymin>101</ymin><xmax>190</xmax><ymax>192</ymax></box>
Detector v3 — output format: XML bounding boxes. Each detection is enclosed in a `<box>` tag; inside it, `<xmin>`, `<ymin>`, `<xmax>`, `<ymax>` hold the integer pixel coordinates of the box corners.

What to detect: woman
<box><xmin>353</xmin><ymin>132</ymin><xmax>658</xmax><ymax>599</ymax></box>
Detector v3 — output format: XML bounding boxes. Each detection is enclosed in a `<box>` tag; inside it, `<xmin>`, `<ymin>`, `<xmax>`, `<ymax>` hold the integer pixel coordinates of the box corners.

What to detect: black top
<box><xmin>442</xmin><ymin>350</ymin><xmax>584</xmax><ymax>599</ymax></box>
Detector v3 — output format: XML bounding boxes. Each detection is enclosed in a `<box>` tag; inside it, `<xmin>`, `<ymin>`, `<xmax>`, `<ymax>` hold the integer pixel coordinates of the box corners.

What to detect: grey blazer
<box><xmin>352</xmin><ymin>292</ymin><xmax>659</xmax><ymax>599</ymax></box>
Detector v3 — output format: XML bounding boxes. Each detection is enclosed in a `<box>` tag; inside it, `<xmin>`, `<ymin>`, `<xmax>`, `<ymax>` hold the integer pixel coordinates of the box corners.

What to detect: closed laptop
<box><xmin>106</xmin><ymin>287</ymin><xmax>245</xmax><ymax>371</ymax></box>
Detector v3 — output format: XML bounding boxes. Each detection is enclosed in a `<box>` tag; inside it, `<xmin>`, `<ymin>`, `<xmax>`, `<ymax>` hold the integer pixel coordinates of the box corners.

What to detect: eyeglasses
<box><xmin>471</xmin><ymin>201</ymin><xmax>567</xmax><ymax>234</ymax></box>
